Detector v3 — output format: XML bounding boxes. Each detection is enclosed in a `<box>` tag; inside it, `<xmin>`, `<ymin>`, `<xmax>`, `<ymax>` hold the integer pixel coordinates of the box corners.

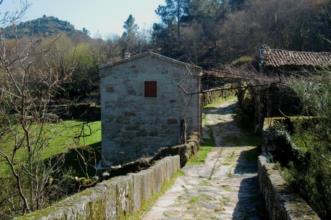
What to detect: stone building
<box><xmin>100</xmin><ymin>52</ymin><xmax>202</xmax><ymax>166</ymax></box>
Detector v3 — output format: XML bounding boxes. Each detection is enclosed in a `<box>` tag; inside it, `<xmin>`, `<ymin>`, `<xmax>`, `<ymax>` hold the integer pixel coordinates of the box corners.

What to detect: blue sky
<box><xmin>1</xmin><ymin>0</ymin><xmax>164</xmax><ymax>38</ymax></box>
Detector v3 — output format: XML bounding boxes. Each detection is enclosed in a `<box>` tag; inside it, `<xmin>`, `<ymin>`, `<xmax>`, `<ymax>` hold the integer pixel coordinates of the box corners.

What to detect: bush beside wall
<box><xmin>263</xmin><ymin>117</ymin><xmax>331</xmax><ymax>219</ymax></box>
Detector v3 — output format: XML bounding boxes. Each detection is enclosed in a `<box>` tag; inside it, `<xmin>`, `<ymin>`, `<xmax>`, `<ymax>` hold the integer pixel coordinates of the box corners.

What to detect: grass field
<box><xmin>0</xmin><ymin>120</ymin><xmax>101</xmax><ymax>175</ymax></box>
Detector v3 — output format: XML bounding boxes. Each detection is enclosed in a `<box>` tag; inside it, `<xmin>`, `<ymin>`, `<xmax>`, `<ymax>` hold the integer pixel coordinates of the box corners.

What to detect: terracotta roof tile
<box><xmin>260</xmin><ymin>45</ymin><xmax>331</xmax><ymax>68</ymax></box>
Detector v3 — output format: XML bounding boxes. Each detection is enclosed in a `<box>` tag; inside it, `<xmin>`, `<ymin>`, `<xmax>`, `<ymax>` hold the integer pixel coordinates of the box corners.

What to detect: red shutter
<box><xmin>144</xmin><ymin>81</ymin><xmax>157</xmax><ymax>97</ymax></box>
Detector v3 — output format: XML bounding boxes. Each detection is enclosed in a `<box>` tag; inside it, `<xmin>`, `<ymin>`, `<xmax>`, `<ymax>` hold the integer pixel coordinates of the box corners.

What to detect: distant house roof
<box><xmin>100</xmin><ymin>51</ymin><xmax>201</xmax><ymax>71</ymax></box>
<box><xmin>259</xmin><ymin>45</ymin><xmax>331</xmax><ymax>69</ymax></box>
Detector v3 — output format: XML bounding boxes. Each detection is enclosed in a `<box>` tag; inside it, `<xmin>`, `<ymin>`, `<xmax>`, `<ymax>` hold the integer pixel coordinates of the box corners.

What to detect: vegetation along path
<box><xmin>143</xmin><ymin>99</ymin><xmax>268</xmax><ymax>220</ymax></box>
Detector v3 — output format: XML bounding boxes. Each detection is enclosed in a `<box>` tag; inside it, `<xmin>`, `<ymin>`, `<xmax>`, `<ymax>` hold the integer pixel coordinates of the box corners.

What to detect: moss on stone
<box><xmin>16</xmin><ymin>155</ymin><xmax>182</xmax><ymax>220</ymax></box>
<box><xmin>127</xmin><ymin>170</ymin><xmax>184</xmax><ymax>220</ymax></box>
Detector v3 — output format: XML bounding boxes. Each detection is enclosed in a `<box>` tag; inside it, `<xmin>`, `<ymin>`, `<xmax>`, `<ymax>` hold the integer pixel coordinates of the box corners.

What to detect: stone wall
<box><xmin>201</xmin><ymin>84</ymin><xmax>236</xmax><ymax>107</ymax></box>
<box><xmin>102</xmin><ymin>132</ymin><xmax>200</xmax><ymax>178</ymax></box>
<box><xmin>258</xmin><ymin>155</ymin><xmax>320</xmax><ymax>220</ymax></box>
<box><xmin>17</xmin><ymin>156</ymin><xmax>180</xmax><ymax>220</ymax></box>
<box><xmin>152</xmin><ymin>132</ymin><xmax>200</xmax><ymax>167</ymax></box>
<box><xmin>100</xmin><ymin>53</ymin><xmax>201</xmax><ymax>166</ymax></box>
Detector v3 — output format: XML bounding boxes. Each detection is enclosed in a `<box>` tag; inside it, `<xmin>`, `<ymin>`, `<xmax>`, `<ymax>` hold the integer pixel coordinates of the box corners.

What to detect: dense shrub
<box><xmin>235</xmin><ymin>88</ymin><xmax>256</xmax><ymax>129</ymax></box>
<box><xmin>267</xmin><ymin>73</ymin><xmax>331</xmax><ymax>219</ymax></box>
<box><xmin>236</xmin><ymin>83</ymin><xmax>303</xmax><ymax>132</ymax></box>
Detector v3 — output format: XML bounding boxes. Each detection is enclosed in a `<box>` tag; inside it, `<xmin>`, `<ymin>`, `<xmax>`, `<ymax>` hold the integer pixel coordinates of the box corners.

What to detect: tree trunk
<box><xmin>177</xmin><ymin>0</ymin><xmax>181</xmax><ymax>38</ymax></box>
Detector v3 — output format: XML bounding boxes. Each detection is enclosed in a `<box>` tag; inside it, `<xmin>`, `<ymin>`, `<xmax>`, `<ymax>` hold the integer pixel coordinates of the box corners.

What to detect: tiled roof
<box><xmin>100</xmin><ymin>51</ymin><xmax>201</xmax><ymax>70</ymax></box>
<box><xmin>260</xmin><ymin>45</ymin><xmax>331</xmax><ymax>68</ymax></box>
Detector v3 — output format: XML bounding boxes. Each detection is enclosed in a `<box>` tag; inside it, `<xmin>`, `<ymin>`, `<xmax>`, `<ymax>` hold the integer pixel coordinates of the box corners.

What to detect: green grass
<box><xmin>188</xmin><ymin>129</ymin><xmax>215</xmax><ymax>165</ymax></box>
<box><xmin>188</xmin><ymin>195</ymin><xmax>200</xmax><ymax>205</ymax></box>
<box><xmin>0</xmin><ymin>120</ymin><xmax>101</xmax><ymax>175</ymax></box>
<box><xmin>189</xmin><ymin>94</ymin><xmax>227</xmax><ymax>165</ymax></box>
<box><xmin>127</xmin><ymin>170</ymin><xmax>184</xmax><ymax>220</ymax></box>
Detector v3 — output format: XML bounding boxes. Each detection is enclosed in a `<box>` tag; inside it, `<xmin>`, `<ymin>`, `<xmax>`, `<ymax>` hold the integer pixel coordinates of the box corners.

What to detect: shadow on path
<box><xmin>232</xmin><ymin>149</ymin><xmax>269</xmax><ymax>220</ymax></box>
<box><xmin>204</xmin><ymin>103</ymin><xmax>237</xmax><ymax>115</ymax></box>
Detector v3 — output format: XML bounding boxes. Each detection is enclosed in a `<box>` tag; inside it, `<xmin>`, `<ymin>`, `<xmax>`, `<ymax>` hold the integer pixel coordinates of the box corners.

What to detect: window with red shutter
<box><xmin>144</xmin><ymin>81</ymin><xmax>157</xmax><ymax>97</ymax></box>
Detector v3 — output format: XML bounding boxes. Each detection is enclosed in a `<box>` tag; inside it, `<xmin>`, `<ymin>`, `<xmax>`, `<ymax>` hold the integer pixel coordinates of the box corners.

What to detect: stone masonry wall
<box><xmin>258</xmin><ymin>155</ymin><xmax>320</xmax><ymax>220</ymax></box>
<box><xmin>17</xmin><ymin>156</ymin><xmax>180</xmax><ymax>220</ymax></box>
<box><xmin>103</xmin><ymin>132</ymin><xmax>200</xmax><ymax>177</ymax></box>
<box><xmin>100</xmin><ymin>55</ymin><xmax>201</xmax><ymax>166</ymax></box>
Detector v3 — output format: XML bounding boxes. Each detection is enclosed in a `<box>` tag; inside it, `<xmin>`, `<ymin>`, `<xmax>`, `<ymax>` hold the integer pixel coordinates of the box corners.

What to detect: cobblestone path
<box><xmin>143</xmin><ymin>100</ymin><xmax>268</xmax><ymax>220</ymax></box>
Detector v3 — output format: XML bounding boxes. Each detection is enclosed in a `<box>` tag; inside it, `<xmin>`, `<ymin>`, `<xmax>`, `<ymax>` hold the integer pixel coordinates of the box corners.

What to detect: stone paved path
<box><xmin>143</xmin><ymin>100</ymin><xmax>268</xmax><ymax>220</ymax></box>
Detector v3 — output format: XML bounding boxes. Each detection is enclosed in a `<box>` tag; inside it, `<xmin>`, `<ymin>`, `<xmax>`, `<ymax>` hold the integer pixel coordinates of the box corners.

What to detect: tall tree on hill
<box><xmin>153</xmin><ymin>0</ymin><xmax>193</xmax><ymax>59</ymax></box>
<box><xmin>153</xmin><ymin>0</ymin><xmax>224</xmax><ymax>65</ymax></box>
<box><xmin>121</xmin><ymin>14</ymin><xmax>138</xmax><ymax>56</ymax></box>
<box><xmin>155</xmin><ymin>0</ymin><xmax>190</xmax><ymax>38</ymax></box>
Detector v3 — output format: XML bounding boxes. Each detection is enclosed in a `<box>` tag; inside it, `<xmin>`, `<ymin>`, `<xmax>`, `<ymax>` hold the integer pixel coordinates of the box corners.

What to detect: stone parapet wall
<box><xmin>258</xmin><ymin>155</ymin><xmax>320</xmax><ymax>220</ymax></box>
<box><xmin>17</xmin><ymin>156</ymin><xmax>180</xmax><ymax>220</ymax></box>
<box><xmin>152</xmin><ymin>132</ymin><xmax>200</xmax><ymax>167</ymax></box>
<box><xmin>103</xmin><ymin>132</ymin><xmax>200</xmax><ymax>178</ymax></box>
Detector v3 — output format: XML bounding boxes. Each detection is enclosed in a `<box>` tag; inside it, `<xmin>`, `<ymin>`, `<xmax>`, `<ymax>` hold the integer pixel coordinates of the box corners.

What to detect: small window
<box><xmin>144</xmin><ymin>81</ymin><xmax>157</xmax><ymax>97</ymax></box>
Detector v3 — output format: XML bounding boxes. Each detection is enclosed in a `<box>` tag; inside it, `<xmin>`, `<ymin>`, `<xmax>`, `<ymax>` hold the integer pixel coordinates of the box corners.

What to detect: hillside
<box><xmin>1</xmin><ymin>15</ymin><xmax>89</xmax><ymax>39</ymax></box>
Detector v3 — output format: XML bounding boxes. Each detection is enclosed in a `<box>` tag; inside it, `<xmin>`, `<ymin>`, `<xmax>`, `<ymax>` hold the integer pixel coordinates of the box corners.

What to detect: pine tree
<box><xmin>121</xmin><ymin>14</ymin><xmax>139</xmax><ymax>55</ymax></box>
<box><xmin>123</xmin><ymin>14</ymin><xmax>138</xmax><ymax>38</ymax></box>
<box><xmin>155</xmin><ymin>0</ymin><xmax>190</xmax><ymax>38</ymax></box>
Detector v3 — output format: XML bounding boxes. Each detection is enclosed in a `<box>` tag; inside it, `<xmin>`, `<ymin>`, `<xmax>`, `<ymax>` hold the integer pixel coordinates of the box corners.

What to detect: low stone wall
<box><xmin>51</xmin><ymin>103</ymin><xmax>100</xmax><ymax>121</ymax></box>
<box><xmin>102</xmin><ymin>132</ymin><xmax>200</xmax><ymax>178</ymax></box>
<box><xmin>201</xmin><ymin>87</ymin><xmax>236</xmax><ymax>106</ymax></box>
<box><xmin>258</xmin><ymin>155</ymin><xmax>320</xmax><ymax>220</ymax></box>
<box><xmin>17</xmin><ymin>156</ymin><xmax>180</xmax><ymax>220</ymax></box>
<box><xmin>152</xmin><ymin>132</ymin><xmax>200</xmax><ymax>167</ymax></box>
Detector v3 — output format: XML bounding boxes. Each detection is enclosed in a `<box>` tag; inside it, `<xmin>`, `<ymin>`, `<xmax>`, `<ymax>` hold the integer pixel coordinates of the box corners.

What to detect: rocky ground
<box><xmin>143</xmin><ymin>99</ymin><xmax>268</xmax><ymax>220</ymax></box>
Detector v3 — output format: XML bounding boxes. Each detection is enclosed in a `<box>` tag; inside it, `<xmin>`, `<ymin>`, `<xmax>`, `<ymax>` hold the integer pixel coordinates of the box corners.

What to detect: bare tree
<box><xmin>0</xmin><ymin>2</ymin><xmax>76</xmax><ymax>216</ymax></box>
<box><xmin>218</xmin><ymin>0</ymin><xmax>327</xmax><ymax>61</ymax></box>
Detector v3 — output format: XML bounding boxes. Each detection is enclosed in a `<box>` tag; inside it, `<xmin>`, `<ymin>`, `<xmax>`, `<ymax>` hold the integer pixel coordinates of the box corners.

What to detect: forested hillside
<box><xmin>2</xmin><ymin>0</ymin><xmax>330</xmax><ymax>70</ymax></box>
<box><xmin>152</xmin><ymin>0</ymin><xmax>331</xmax><ymax>67</ymax></box>
<box><xmin>1</xmin><ymin>15</ymin><xmax>89</xmax><ymax>39</ymax></box>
